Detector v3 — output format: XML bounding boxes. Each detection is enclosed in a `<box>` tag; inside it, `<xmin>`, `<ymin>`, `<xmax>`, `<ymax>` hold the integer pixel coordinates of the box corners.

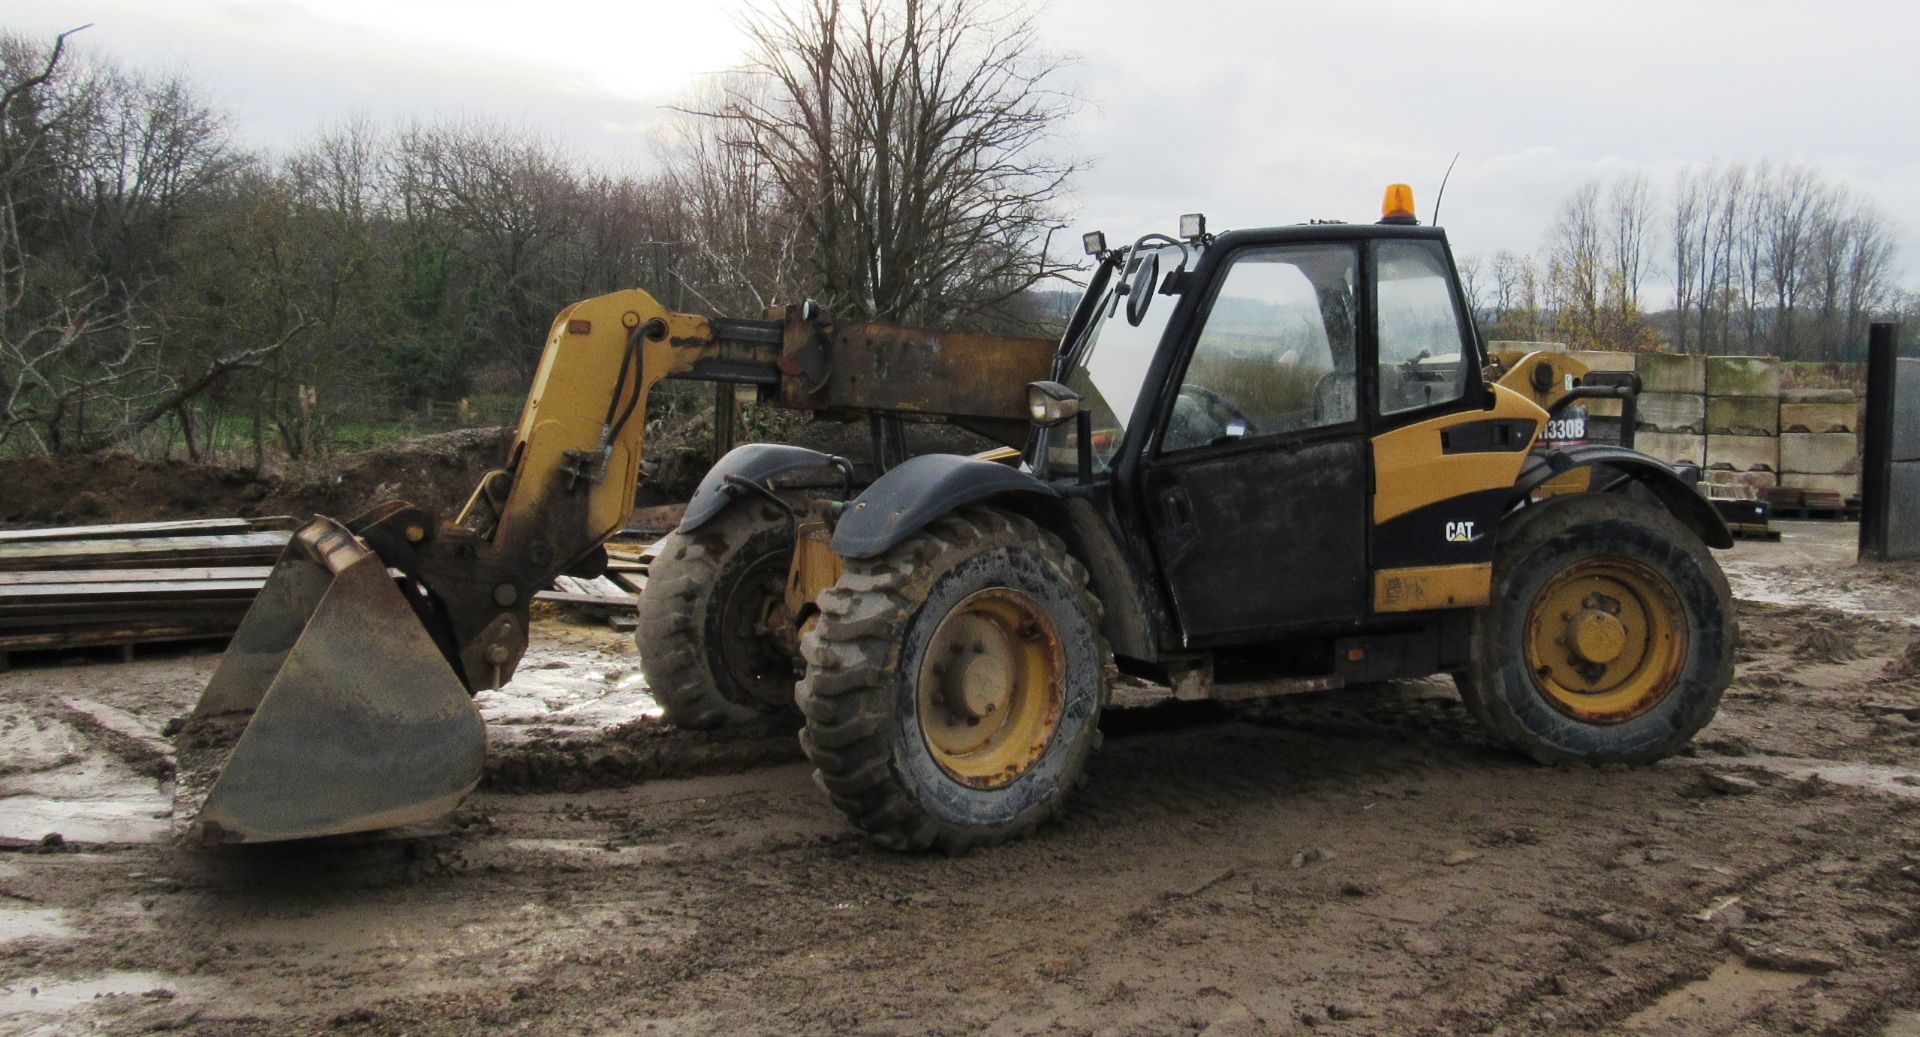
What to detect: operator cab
<box><xmin>1032</xmin><ymin>188</ymin><xmax>1488</xmax><ymax>647</ymax></box>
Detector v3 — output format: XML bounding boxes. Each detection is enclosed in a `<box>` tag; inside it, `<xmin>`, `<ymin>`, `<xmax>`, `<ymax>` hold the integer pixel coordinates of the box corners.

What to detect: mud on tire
<box><xmin>636</xmin><ymin>503</ymin><xmax>800</xmax><ymax>730</ymax></box>
<box><xmin>796</xmin><ymin>507</ymin><xmax>1109</xmax><ymax>853</ymax></box>
<box><xmin>1456</xmin><ymin>492</ymin><xmax>1735</xmax><ymax>765</ymax></box>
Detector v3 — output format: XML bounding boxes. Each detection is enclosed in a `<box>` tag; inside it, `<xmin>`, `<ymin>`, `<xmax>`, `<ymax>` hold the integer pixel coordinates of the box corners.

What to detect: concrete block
<box><xmin>1779</xmin><ymin>432</ymin><xmax>1859</xmax><ymax>474</ymax></box>
<box><xmin>1567</xmin><ymin>350</ymin><xmax>1635</xmax><ymax>373</ymax></box>
<box><xmin>1782</xmin><ymin>472</ymin><xmax>1860</xmax><ymax>498</ymax></box>
<box><xmin>1706</xmin><ymin>356</ymin><xmax>1780</xmax><ymax>398</ymax></box>
<box><xmin>1584</xmin><ymin>414</ymin><xmax>1623</xmax><ymax>446</ymax></box>
<box><xmin>1564</xmin><ymin>351</ymin><xmax>1632</xmax><ymax>417</ymax></box>
<box><xmin>1781</xmin><ymin>387</ymin><xmax>1855</xmax><ymax>404</ymax></box>
<box><xmin>1635</xmin><ymin>431</ymin><xmax>1704</xmax><ymax>467</ymax></box>
<box><xmin>1706</xmin><ymin>396</ymin><xmax>1779</xmax><ymax>436</ymax></box>
<box><xmin>1779</xmin><ymin>401</ymin><xmax>1856</xmax><ymax>433</ymax></box>
<box><xmin>1635</xmin><ymin>393</ymin><xmax>1705</xmax><ymax>433</ymax></box>
<box><xmin>1704</xmin><ymin>470</ymin><xmax>1778</xmax><ymax>493</ymax></box>
<box><xmin>1887</xmin><ymin>462</ymin><xmax>1920</xmax><ymax>559</ymax></box>
<box><xmin>1896</xmin><ymin>358</ymin><xmax>1920</xmax><ymax>463</ymax></box>
<box><xmin>1637</xmin><ymin>353</ymin><xmax>1707</xmax><ymax>395</ymax></box>
<box><xmin>1706</xmin><ymin>434</ymin><xmax>1778</xmax><ymax>472</ymax></box>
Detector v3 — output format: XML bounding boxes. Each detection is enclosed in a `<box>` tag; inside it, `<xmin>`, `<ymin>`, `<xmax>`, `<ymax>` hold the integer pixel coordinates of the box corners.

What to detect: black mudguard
<box><xmin>1515</xmin><ymin>445</ymin><xmax>1733</xmax><ymax>549</ymax></box>
<box><xmin>679</xmin><ymin>444</ymin><xmax>843</xmax><ymax>533</ymax></box>
<box><xmin>831</xmin><ymin>453</ymin><xmax>1057</xmax><ymax>559</ymax></box>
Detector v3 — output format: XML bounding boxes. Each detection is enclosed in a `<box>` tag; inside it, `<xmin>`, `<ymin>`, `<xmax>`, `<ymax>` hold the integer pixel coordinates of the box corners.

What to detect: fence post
<box><xmin>1859</xmin><ymin>323</ymin><xmax>1897</xmax><ymax>562</ymax></box>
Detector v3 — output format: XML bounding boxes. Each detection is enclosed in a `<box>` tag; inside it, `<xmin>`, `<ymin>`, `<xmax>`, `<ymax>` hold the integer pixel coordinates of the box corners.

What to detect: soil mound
<box><xmin>0</xmin><ymin>428</ymin><xmax>513</xmax><ymax>528</ymax></box>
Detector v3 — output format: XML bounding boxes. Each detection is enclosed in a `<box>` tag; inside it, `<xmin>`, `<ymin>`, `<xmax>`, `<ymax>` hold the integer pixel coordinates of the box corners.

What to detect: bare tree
<box><xmin>696</xmin><ymin>0</ymin><xmax>1083</xmax><ymax>329</ymax></box>
<box><xmin>1606</xmin><ymin>170</ymin><xmax>1651</xmax><ymax>314</ymax></box>
<box><xmin>1546</xmin><ymin>180</ymin><xmax>1603</xmax><ymax>347</ymax></box>
<box><xmin>1670</xmin><ymin>166</ymin><xmax>1703</xmax><ymax>353</ymax></box>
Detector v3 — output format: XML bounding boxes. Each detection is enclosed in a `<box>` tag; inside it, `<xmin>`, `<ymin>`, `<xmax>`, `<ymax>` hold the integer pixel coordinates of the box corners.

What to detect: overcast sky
<box><xmin>10</xmin><ymin>0</ymin><xmax>1919</xmax><ymax>300</ymax></box>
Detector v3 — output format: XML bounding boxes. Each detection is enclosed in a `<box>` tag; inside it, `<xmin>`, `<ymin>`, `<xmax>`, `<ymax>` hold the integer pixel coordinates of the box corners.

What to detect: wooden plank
<box><xmin>0</xmin><ymin>566</ymin><xmax>273</xmax><ymax>587</ymax></box>
<box><xmin>576</xmin><ymin>575</ymin><xmax>630</xmax><ymax>598</ymax></box>
<box><xmin>0</xmin><ymin>623</ymin><xmax>238</xmax><ymax>652</ymax></box>
<box><xmin>0</xmin><ymin>518</ymin><xmax>260</xmax><ymax>543</ymax></box>
<box><xmin>533</xmin><ymin>591</ymin><xmax>636</xmax><ymax>610</ymax></box>
<box><xmin>0</xmin><ymin>579</ymin><xmax>266</xmax><ymax>602</ymax></box>
<box><xmin>0</xmin><ymin>532</ymin><xmax>289</xmax><ymax>572</ymax></box>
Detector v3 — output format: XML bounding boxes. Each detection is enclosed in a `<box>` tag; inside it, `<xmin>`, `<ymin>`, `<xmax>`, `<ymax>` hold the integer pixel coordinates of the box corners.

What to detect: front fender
<box><xmin>832</xmin><ymin>453</ymin><xmax>1057</xmax><ymax>559</ymax></box>
<box><xmin>679</xmin><ymin>444</ymin><xmax>844</xmax><ymax>533</ymax></box>
<box><xmin>1516</xmin><ymin>445</ymin><xmax>1733</xmax><ymax>549</ymax></box>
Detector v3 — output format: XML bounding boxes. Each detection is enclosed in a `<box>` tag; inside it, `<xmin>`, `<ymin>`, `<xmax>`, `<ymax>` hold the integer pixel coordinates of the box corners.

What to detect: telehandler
<box><xmin>177</xmin><ymin>186</ymin><xmax>1735</xmax><ymax>851</ymax></box>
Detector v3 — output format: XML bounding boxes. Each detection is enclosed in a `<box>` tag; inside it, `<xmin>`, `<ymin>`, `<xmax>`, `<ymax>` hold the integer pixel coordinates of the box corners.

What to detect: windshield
<box><xmin>1047</xmin><ymin>244</ymin><xmax>1187</xmax><ymax>472</ymax></box>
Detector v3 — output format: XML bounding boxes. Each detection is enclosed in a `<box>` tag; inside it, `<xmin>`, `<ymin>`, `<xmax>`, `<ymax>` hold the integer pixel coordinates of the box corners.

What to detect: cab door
<box><xmin>1367</xmin><ymin>237</ymin><xmax>1512</xmax><ymax>612</ymax></box>
<box><xmin>1137</xmin><ymin>241</ymin><xmax>1370</xmax><ymax>645</ymax></box>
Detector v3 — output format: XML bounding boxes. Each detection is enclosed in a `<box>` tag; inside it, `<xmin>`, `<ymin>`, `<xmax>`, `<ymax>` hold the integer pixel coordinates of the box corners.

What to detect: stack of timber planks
<box><xmin>532</xmin><ymin>540</ymin><xmax>654</xmax><ymax>629</ymax></box>
<box><xmin>0</xmin><ymin>516</ymin><xmax>668</xmax><ymax>663</ymax></box>
<box><xmin>0</xmin><ymin>518</ymin><xmax>293</xmax><ymax>666</ymax></box>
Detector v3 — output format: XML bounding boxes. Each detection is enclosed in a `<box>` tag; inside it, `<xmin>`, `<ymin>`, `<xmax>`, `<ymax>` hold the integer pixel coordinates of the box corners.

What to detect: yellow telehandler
<box><xmin>177</xmin><ymin>188</ymin><xmax>1735</xmax><ymax>851</ymax></box>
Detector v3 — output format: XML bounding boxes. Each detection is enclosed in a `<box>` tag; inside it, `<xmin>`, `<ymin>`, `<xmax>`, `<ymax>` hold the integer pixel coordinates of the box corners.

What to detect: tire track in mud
<box><xmin>1423</xmin><ymin>788</ymin><xmax>1920</xmax><ymax>1037</ymax></box>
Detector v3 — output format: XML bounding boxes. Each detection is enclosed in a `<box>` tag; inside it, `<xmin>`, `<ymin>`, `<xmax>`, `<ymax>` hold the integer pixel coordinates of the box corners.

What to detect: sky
<box><xmin>10</xmin><ymin>0</ymin><xmax>1920</xmax><ymax>301</ymax></box>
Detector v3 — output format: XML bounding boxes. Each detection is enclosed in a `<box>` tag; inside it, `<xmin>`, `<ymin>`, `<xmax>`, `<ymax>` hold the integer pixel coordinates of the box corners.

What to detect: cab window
<box><xmin>1375</xmin><ymin>238</ymin><xmax>1474</xmax><ymax>416</ymax></box>
<box><xmin>1161</xmin><ymin>243</ymin><xmax>1359</xmax><ymax>453</ymax></box>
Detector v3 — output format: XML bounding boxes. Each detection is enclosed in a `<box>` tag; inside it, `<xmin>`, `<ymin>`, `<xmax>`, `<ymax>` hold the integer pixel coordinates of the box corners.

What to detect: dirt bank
<box><xmin>0</xmin><ymin>429</ymin><xmax>515</xmax><ymax>528</ymax></box>
<box><xmin>0</xmin><ymin>519</ymin><xmax>1913</xmax><ymax>1035</ymax></box>
<box><xmin>0</xmin><ymin>417</ymin><xmax>999</xmax><ymax>529</ymax></box>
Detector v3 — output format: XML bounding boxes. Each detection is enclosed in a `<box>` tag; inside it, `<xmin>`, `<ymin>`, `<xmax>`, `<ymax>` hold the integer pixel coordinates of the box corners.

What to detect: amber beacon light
<box><xmin>1380</xmin><ymin>183</ymin><xmax>1418</xmax><ymax>225</ymax></box>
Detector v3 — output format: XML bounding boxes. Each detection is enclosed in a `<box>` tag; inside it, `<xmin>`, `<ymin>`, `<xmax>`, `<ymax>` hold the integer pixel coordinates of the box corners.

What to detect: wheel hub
<box><xmin>916</xmin><ymin>589</ymin><xmax>1064</xmax><ymax>789</ymax></box>
<box><xmin>1567</xmin><ymin>606</ymin><xmax>1627</xmax><ymax>664</ymax></box>
<box><xmin>1523</xmin><ymin>558</ymin><xmax>1687</xmax><ymax>724</ymax></box>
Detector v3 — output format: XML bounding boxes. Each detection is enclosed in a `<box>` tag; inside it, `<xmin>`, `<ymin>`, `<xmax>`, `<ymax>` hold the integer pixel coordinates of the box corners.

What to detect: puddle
<box><xmin>1727</xmin><ymin>577</ymin><xmax>1886</xmax><ymax>619</ymax></box>
<box><xmin>1692</xmin><ymin>754</ymin><xmax>1920</xmax><ymax>799</ymax></box>
<box><xmin>0</xmin><ymin>908</ymin><xmax>70</xmax><ymax>944</ymax></box>
<box><xmin>477</xmin><ymin>645</ymin><xmax>661</xmax><ymax>732</ymax></box>
<box><xmin>0</xmin><ymin>971</ymin><xmax>185</xmax><ymax>1017</ymax></box>
<box><xmin>0</xmin><ymin>744</ymin><xmax>171</xmax><ymax>844</ymax></box>
<box><xmin>0</xmin><ymin>792</ymin><xmax>171</xmax><ymax>844</ymax></box>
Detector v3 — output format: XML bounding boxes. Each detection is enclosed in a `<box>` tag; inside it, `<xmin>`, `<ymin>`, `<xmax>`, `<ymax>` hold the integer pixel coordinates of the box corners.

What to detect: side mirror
<box><xmin>1027</xmin><ymin>380</ymin><xmax>1083</xmax><ymax>428</ymax></box>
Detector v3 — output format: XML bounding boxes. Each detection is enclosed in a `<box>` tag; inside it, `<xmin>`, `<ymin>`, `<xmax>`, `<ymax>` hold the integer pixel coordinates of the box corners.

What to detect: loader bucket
<box><xmin>175</xmin><ymin>517</ymin><xmax>486</xmax><ymax>844</ymax></box>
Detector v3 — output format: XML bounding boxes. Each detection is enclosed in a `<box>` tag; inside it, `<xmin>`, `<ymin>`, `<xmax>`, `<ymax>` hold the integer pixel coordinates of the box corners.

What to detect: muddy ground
<box><xmin>0</xmin><ymin>519</ymin><xmax>1915</xmax><ymax>1036</ymax></box>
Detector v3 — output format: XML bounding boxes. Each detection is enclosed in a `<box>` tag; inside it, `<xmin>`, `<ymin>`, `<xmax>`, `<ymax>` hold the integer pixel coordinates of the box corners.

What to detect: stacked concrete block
<box><xmin>1777</xmin><ymin>387</ymin><xmax>1860</xmax><ymax>501</ymax></box>
<box><xmin>1632</xmin><ymin>352</ymin><xmax>1706</xmax><ymax>467</ymax></box>
<box><xmin>1567</xmin><ymin>350</ymin><xmax>1634</xmax><ymax>422</ymax></box>
<box><xmin>1703</xmin><ymin>356</ymin><xmax>1780</xmax><ymax>492</ymax></box>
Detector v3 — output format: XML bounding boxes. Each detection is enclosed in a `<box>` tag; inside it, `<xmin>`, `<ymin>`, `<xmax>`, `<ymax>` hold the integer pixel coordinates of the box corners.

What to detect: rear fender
<box><xmin>680</xmin><ymin>444</ymin><xmax>848</xmax><ymax>534</ymax></box>
<box><xmin>1514</xmin><ymin>445</ymin><xmax>1733</xmax><ymax>549</ymax></box>
<box><xmin>831</xmin><ymin>453</ymin><xmax>1057</xmax><ymax>559</ymax></box>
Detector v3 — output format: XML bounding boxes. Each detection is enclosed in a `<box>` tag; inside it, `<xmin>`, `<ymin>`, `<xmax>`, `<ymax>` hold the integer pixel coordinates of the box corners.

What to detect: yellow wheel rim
<box><xmin>916</xmin><ymin>588</ymin><xmax>1065</xmax><ymax>789</ymax></box>
<box><xmin>1523</xmin><ymin>558</ymin><xmax>1687</xmax><ymax>724</ymax></box>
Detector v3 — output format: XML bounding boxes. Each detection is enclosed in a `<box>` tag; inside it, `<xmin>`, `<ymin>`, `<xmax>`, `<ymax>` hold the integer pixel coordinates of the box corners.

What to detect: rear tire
<box><xmin>797</xmin><ymin>507</ymin><xmax>1108</xmax><ymax>852</ymax></box>
<box><xmin>1456</xmin><ymin>493</ymin><xmax>1734</xmax><ymax>764</ymax></box>
<box><xmin>636</xmin><ymin>503</ymin><xmax>801</xmax><ymax>730</ymax></box>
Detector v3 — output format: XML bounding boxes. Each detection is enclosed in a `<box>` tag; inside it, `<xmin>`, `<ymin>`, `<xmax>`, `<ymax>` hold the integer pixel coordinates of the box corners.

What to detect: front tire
<box><xmin>1457</xmin><ymin>492</ymin><xmax>1735</xmax><ymax>764</ymax></box>
<box><xmin>636</xmin><ymin>503</ymin><xmax>801</xmax><ymax>730</ymax></box>
<box><xmin>797</xmin><ymin>507</ymin><xmax>1108</xmax><ymax>852</ymax></box>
